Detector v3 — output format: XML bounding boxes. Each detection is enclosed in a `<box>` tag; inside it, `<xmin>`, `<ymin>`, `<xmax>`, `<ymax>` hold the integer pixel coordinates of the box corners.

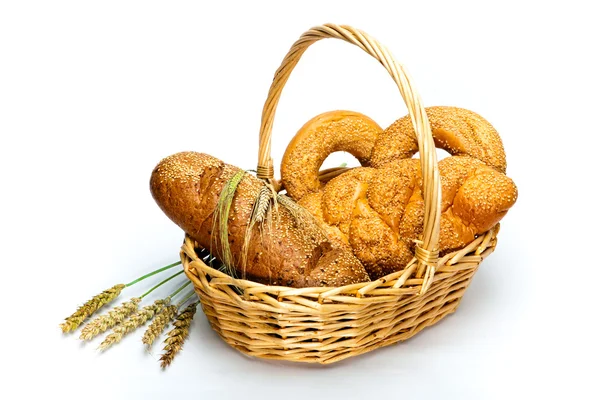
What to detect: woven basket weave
<box><xmin>181</xmin><ymin>23</ymin><xmax>500</xmax><ymax>364</ymax></box>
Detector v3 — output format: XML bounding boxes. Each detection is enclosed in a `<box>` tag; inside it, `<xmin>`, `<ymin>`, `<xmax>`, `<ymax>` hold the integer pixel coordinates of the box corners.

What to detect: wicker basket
<box><xmin>181</xmin><ymin>23</ymin><xmax>500</xmax><ymax>364</ymax></box>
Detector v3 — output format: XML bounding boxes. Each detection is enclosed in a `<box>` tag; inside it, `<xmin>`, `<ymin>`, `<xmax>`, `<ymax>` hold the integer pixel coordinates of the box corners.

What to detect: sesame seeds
<box><xmin>151</xmin><ymin>104</ymin><xmax>518</xmax><ymax>289</ymax></box>
<box><xmin>370</xmin><ymin>106</ymin><xmax>508</xmax><ymax>172</ymax></box>
<box><xmin>278</xmin><ymin>107</ymin><xmax>518</xmax><ymax>282</ymax></box>
<box><xmin>150</xmin><ymin>151</ymin><xmax>370</xmax><ymax>288</ymax></box>
<box><xmin>281</xmin><ymin>110</ymin><xmax>383</xmax><ymax>200</ymax></box>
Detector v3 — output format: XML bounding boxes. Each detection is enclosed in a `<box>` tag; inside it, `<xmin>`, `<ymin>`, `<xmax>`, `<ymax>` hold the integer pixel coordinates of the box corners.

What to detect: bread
<box><xmin>281</xmin><ymin>110</ymin><xmax>382</xmax><ymax>200</ymax></box>
<box><xmin>326</xmin><ymin>156</ymin><xmax>516</xmax><ymax>278</ymax></box>
<box><xmin>280</xmin><ymin>108</ymin><xmax>518</xmax><ymax>279</ymax></box>
<box><xmin>370</xmin><ymin>106</ymin><xmax>507</xmax><ymax>172</ymax></box>
<box><xmin>150</xmin><ymin>151</ymin><xmax>370</xmax><ymax>288</ymax></box>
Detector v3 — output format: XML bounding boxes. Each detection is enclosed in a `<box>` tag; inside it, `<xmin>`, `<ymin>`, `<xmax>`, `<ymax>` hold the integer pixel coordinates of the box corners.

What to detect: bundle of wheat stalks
<box><xmin>60</xmin><ymin>169</ymin><xmax>280</xmax><ymax>368</ymax></box>
<box><xmin>59</xmin><ymin>254</ymin><xmax>213</xmax><ymax>368</ymax></box>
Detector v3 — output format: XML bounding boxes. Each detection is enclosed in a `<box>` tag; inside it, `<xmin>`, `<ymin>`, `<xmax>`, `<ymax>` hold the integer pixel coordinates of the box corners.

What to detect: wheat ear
<box><xmin>240</xmin><ymin>185</ymin><xmax>272</xmax><ymax>278</ymax></box>
<box><xmin>60</xmin><ymin>261</ymin><xmax>181</xmax><ymax>334</ymax></box>
<box><xmin>141</xmin><ymin>304</ymin><xmax>177</xmax><ymax>349</ymax></box>
<box><xmin>98</xmin><ymin>299</ymin><xmax>168</xmax><ymax>351</ymax></box>
<box><xmin>60</xmin><ymin>284</ymin><xmax>125</xmax><ymax>333</ymax></box>
<box><xmin>79</xmin><ymin>297</ymin><xmax>141</xmax><ymax>341</ymax></box>
<box><xmin>212</xmin><ymin>170</ymin><xmax>246</xmax><ymax>277</ymax></box>
<box><xmin>159</xmin><ymin>302</ymin><xmax>198</xmax><ymax>368</ymax></box>
<box><xmin>252</xmin><ymin>185</ymin><xmax>272</xmax><ymax>224</ymax></box>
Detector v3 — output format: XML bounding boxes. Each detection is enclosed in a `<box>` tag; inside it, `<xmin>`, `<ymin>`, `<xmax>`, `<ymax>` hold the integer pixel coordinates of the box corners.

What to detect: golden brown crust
<box><xmin>281</xmin><ymin>110</ymin><xmax>383</xmax><ymax>200</ymax></box>
<box><xmin>308</xmin><ymin>156</ymin><xmax>517</xmax><ymax>278</ymax></box>
<box><xmin>297</xmin><ymin>191</ymin><xmax>350</xmax><ymax>249</ymax></box>
<box><xmin>281</xmin><ymin>106</ymin><xmax>517</xmax><ymax>280</ymax></box>
<box><xmin>150</xmin><ymin>152</ymin><xmax>369</xmax><ymax>288</ymax></box>
<box><xmin>322</xmin><ymin>168</ymin><xmax>376</xmax><ymax>236</ymax></box>
<box><xmin>348</xmin><ymin>196</ymin><xmax>413</xmax><ymax>279</ymax></box>
<box><xmin>370</xmin><ymin>106</ymin><xmax>507</xmax><ymax>172</ymax></box>
<box><xmin>368</xmin><ymin>159</ymin><xmax>422</xmax><ymax>234</ymax></box>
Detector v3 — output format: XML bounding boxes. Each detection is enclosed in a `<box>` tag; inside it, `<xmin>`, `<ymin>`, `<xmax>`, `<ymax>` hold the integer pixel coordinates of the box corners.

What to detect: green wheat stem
<box><xmin>126</xmin><ymin>261</ymin><xmax>181</xmax><ymax>287</ymax></box>
<box><xmin>168</xmin><ymin>280</ymin><xmax>191</xmax><ymax>299</ymax></box>
<box><xmin>176</xmin><ymin>290</ymin><xmax>197</xmax><ymax>308</ymax></box>
<box><xmin>140</xmin><ymin>269</ymin><xmax>184</xmax><ymax>298</ymax></box>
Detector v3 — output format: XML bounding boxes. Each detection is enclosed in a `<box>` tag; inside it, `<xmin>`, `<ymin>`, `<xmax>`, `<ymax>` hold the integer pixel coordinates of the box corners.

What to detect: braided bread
<box><xmin>370</xmin><ymin>106</ymin><xmax>507</xmax><ymax>172</ymax></box>
<box><xmin>281</xmin><ymin>108</ymin><xmax>517</xmax><ymax>279</ymax></box>
<box><xmin>281</xmin><ymin>110</ymin><xmax>382</xmax><ymax>200</ymax></box>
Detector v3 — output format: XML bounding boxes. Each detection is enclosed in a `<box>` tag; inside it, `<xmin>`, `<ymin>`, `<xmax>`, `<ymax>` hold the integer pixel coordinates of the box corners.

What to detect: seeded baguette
<box><xmin>150</xmin><ymin>152</ymin><xmax>370</xmax><ymax>288</ymax></box>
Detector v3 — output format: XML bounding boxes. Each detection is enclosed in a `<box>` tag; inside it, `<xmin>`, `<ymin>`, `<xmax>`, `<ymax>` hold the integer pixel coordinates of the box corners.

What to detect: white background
<box><xmin>1</xmin><ymin>1</ymin><xmax>598</xmax><ymax>399</ymax></box>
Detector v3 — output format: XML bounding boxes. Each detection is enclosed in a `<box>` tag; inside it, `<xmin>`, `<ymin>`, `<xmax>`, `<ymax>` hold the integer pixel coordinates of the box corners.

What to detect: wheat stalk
<box><xmin>149</xmin><ymin>289</ymin><xmax>197</xmax><ymax>351</ymax></box>
<box><xmin>79</xmin><ymin>297</ymin><xmax>141</xmax><ymax>341</ymax></box>
<box><xmin>277</xmin><ymin>193</ymin><xmax>328</xmax><ymax>246</ymax></box>
<box><xmin>277</xmin><ymin>194</ymin><xmax>316</xmax><ymax>229</ymax></box>
<box><xmin>159</xmin><ymin>302</ymin><xmax>198</xmax><ymax>368</ymax></box>
<box><xmin>212</xmin><ymin>170</ymin><xmax>246</xmax><ymax>277</ymax></box>
<box><xmin>240</xmin><ymin>185</ymin><xmax>273</xmax><ymax>278</ymax></box>
<box><xmin>60</xmin><ymin>284</ymin><xmax>125</xmax><ymax>333</ymax></box>
<box><xmin>141</xmin><ymin>304</ymin><xmax>177</xmax><ymax>349</ymax></box>
<box><xmin>98</xmin><ymin>299</ymin><xmax>168</xmax><ymax>351</ymax></box>
<box><xmin>252</xmin><ymin>185</ymin><xmax>271</xmax><ymax>223</ymax></box>
<box><xmin>141</xmin><ymin>279</ymin><xmax>193</xmax><ymax>349</ymax></box>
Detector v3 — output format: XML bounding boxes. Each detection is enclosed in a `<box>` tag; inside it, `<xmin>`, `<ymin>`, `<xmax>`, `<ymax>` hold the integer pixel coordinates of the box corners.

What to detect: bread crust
<box><xmin>281</xmin><ymin>110</ymin><xmax>383</xmax><ymax>200</ymax></box>
<box><xmin>370</xmin><ymin>106</ymin><xmax>507</xmax><ymax>172</ymax></box>
<box><xmin>280</xmin><ymin>108</ymin><xmax>517</xmax><ymax>279</ymax></box>
<box><xmin>150</xmin><ymin>152</ymin><xmax>370</xmax><ymax>288</ymax></box>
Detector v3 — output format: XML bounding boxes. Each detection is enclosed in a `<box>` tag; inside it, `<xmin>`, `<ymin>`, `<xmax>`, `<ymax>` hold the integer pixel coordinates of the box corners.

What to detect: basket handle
<box><xmin>256</xmin><ymin>24</ymin><xmax>442</xmax><ymax>293</ymax></box>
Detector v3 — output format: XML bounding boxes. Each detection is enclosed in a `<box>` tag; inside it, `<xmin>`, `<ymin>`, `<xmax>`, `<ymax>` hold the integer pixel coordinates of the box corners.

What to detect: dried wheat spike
<box><xmin>142</xmin><ymin>304</ymin><xmax>177</xmax><ymax>349</ymax></box>
<box><xmin>79</xmin><ymin>297</ymin><xmax>141</xmax><ymax>341</ymax></box>
<box><xmin>60</xmin><ymin>284</ymin><xmax>126</xmax><ymax>333</ymax></box>
<box><xmin>159</xmin><ymin>302</ymin><xmax>198</xmax><ymax>368</ymax></box>
<box><xmin>253</xmin><ymin>185</ymin><xmax>272</xmax><ymax>223</ymax></box>
<box><xmin>98</xmin><ymin>299</ymin><xmax>168</xmax><ymax>351</ymax></box>
<box><xmin>277</xmin><ymin>193</ymin><xmax>323</xmax><ymax>235</ymax></box>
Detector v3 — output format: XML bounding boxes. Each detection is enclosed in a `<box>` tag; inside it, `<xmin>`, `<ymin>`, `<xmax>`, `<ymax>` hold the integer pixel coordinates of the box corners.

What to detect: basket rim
<box><xmin>181</xmin><ymin>224</ymin><xmax>499</xmax><ymax>305</ymax></box>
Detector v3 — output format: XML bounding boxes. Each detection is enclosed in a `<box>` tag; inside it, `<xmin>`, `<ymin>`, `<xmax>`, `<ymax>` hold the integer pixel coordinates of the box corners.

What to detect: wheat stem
<box><xmin>176</xmin><ymin>290</ymin><xmax>197</xmax><ymax>308</ymax></box>
<box><xmin>241</xmin><ymin>185</ymin><xmax>272</xmax><ymax>278</ymax></box>
<box><xmin>212</xmin><ymin>170</ymin><xmax>246</xmax><ymax>277</ymax></box>
<box><xmin>168</xmin><ymin>280</ymin><xmax>191</xmax><ymax>299</ymax></box>
<box><xmin>140</xmin><ymin>270</ymin><xmax>184</xmax><ymax>298</ymax></box>
<box><xmin>125</xmin><ymin>261</ymin><xmax>181</xmax><ymax>287</ymax></box>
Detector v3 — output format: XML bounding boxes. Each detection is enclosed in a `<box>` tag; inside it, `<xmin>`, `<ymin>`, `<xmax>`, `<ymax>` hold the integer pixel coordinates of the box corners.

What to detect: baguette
<box><xmin>150</xmin><ymin>152</ymin><xmax>370</xmax><ymax>288</ymax></box>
